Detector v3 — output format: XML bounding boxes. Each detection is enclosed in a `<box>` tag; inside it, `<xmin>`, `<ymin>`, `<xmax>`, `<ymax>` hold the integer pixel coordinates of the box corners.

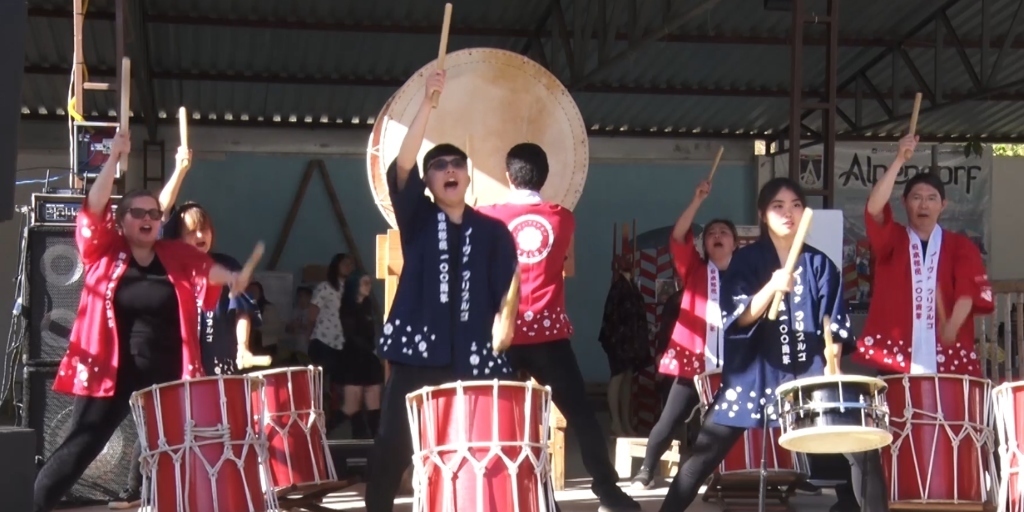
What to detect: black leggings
<box><xmin>659</xmin><ymin>414</ymin><xmax>891</xmax><ymax>512</ymax></box>
<box><xmin>641</xmin><ymin>377</ymin><xmax>700</xmax><ymax>472</ymax></box>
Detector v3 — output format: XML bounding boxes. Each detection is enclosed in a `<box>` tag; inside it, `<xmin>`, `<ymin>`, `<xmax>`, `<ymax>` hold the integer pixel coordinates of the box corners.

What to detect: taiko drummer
<box><xmin>362</xmin><ymin>70</ymin><xmax>521</xmax><ymax>512</ymax></box>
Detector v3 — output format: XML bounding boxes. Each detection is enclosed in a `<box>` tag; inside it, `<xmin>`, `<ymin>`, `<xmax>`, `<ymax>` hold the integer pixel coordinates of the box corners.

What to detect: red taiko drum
<box><xmin>880</xmin><ymin>374</ymin><xmax>996</xmax><ymax>505</ymax></box>
<box><xmin>406</xmin><ymin>380</ymin><xmax>554</xmax><ymax>512</ymax></box>
<box><xmin>695</xmin><ymin>370</ymin><xmax>808</xmax><ymax>476</ymax></box>
<box><xmin>993</xmin><ymin>381</ymin><xmax>1024</xmax><ymax>512</ymax></box>
<box><xmin>251</xmin><ymin>366</ymin><xmax>335</xmax><ymax>490</ymax></box>
<box><xmin>130</xmin><ymin>375</ymin><xmax>276</xmax><ymax>512</ymax></box>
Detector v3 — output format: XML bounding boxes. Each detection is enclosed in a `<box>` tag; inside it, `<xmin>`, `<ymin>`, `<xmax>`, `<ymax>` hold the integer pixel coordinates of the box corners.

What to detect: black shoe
<box><xmin>796</xmin><ymin>480</ymin><xmax>823</xmax><ymax>496</ymax></box>
<box><xmin>596</xmin><ymin>485</ymin><xmax>642</xmax><ymax>512</ymax></box>
<box><xmin>108</xmin><ymin>487</ymin><xmax>141</xmax><ymax>509</ymax></box>
<box><xmin>629</xmin><ymin>467</ymin><xmax>655</xmax><ymax>490</ymax></box>
<box><xmin>830</xmin><ymin>482</ymin><xmax>860</xmax><ymax>512</ymax></box>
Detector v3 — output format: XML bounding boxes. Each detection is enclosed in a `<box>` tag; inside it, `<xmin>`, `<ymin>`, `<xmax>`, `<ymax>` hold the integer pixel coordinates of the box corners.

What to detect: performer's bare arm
<box><xmin>492</xmin><ymin>269</ymin><xmax>520</xmax><ymax>353</ymax></box>
<box><xmin>866</xmin><ymin>134</ymin><xmax>918</xmax><ymax>223</ymax></box>
<box><xmin>736</xmin><ymin>270</ymin><xmax>793</xmax><ymax>327</ymax></box>
<box><xmin>941</xmin><ymin>296</ymin><xmax>974</xmax><ymax>342</ymax></box>
<box><xmin>395</xmin><ymin>71</ymin><xmax>446</xmax><ymax>191</ymax></box>
<box><xmin>158</xmin><ymin>145</ymin><xmax>193</xmax><ymax>221</ymax></box>
<box><xmin>671</xmin><ymin>180</ymin><xmax>710</xmax><ymax>243</ymax></box>
<box><xmin>86</xmin><ymin>130</ymin><xmax>130</xmax><ymax>215</ymax></box>
<box><xmin>236</xmin><ymin>313</ymin><xmax>252</xmax><ymax>357</ymax></box>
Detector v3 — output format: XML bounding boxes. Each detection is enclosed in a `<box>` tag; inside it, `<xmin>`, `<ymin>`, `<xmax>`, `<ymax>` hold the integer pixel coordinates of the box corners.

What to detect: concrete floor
<box><xmin>60</xmin><ymin>411</ymin><xmax>841</xmax><ymax>512</ymax></box>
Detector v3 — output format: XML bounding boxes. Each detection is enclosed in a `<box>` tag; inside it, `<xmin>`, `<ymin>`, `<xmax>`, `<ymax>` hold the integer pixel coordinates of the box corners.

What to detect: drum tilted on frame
<box><xmin>367</xmin><ymin>48</ymin><xmax>589</xmax><ymax>228</ymax></box>
<box><xmin>774</xmin><ymin>374</ymin><xmax>892</xmax><ymax>454</ymax></box>
<box><xmin>405</xmin><ymin>380</ymin><xmax>555</xmax><ymax>512</ymax></box>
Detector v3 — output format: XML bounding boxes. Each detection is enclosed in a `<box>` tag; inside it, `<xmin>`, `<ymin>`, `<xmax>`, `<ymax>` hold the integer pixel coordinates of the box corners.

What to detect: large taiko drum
<box><xmin>880</xmin><ymin>374</ymin><xmax>997</xmax><ymax>505</ymax></box>
<box><xmin>694</xmin><ymin>370</ymin><xmax>808</xmax><ymax>477</ymax></box>
<box><xmin>367</xmin><ymin>48</ymin><xmax>589</xmax><ymax>227</ymax></box>
<box><xmin>130</xmin><ymin>375</ymin><xmax>277</xmax><ymax>512</ymax></box>
<box><xmin>406</xmin><ymin>380</ymin><xmax>555</xmax><ymax>512</ymax></box>
<box><xmin>993</xmin><ymin>381</ymin><xmax>1024</xmax><ymax>512</ymax></box>
<box><xmin>251</xmin><ymin>366</ymin><xmax>336</xmax><ymax>490</ymax></box>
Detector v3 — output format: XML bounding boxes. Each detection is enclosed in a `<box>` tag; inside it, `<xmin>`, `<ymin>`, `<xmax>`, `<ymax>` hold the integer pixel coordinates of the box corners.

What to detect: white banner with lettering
<box><xmin>767</xmin><ymin>142</ymin><xmax>992</xmax><ymax>303</ymax></box>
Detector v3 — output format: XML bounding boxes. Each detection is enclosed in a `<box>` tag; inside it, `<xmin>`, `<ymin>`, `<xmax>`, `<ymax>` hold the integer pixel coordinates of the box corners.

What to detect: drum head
<box><xmin>367</xmin><ymin>48</ymin><xmax>589</xmax><ymax>228</ymax></box>
<box><xmin>779</xmin><ymin>426</ymin><xmax>893</xmax><ymax>454</ymax></box>
<box><xmin>775</xmin><ymin>374</ymin><xmax>887</xmax><ymax>398</ymax></box>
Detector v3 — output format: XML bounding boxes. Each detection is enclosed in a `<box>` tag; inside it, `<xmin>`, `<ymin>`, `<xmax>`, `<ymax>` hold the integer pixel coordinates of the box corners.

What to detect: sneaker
<box><xmin>629</xmin><ymin>467</ymin><xmax>655</xmax><ymax>490</ymax></box>
<box><xmin>108</xmin><ymin>487</ymin><xmax>141</xmax><ymax>509</ymax></box>
<box><xmin>796</xmin><ymin>480</ymin><xmax>822</xmax><ymax>496</ymax></box>
<box><xmin>596</xmin><ymin>485</ymin><xmax>642</xmax><ymax>512</ymax></box>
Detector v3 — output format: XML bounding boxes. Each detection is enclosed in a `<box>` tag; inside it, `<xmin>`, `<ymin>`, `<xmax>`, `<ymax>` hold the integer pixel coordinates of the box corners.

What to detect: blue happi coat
<box><xmin>379</xmin><ymin>163</ymin><xmax>519</xmax><ymax>379</ymax></box>
<box><xmin>713</xmin><ymin>237</ymin><xmax>853</xmax><ymax>429</ymax></box>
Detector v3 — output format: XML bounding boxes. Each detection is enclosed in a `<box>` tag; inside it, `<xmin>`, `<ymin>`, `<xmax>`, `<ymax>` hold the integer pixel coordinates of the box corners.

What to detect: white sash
<box><xmin>908</xmin><ymin>225</ymin><xmax>942</xmax><ymax>374</ymax></box>
<box><xmin>704</xmin><ymin>264</ymin><xmax>724</xmax><ymax>369</ymax></box>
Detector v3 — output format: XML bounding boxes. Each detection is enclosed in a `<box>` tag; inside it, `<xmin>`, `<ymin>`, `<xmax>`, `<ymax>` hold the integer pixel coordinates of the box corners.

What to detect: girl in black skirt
<box><xmin>339</xmin><ymin>271</ymin><xmax>384</xmax><ymax>438</ymax></box>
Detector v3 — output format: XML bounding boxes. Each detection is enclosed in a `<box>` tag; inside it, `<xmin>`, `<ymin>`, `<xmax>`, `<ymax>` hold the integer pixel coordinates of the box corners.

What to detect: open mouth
<box><xmin>139</xmin><ymin>225</ymin><xmax>154</xmax><ymax>235</ymax></box>
<box><xmin>713</xmin><ymin>242</ymin><xmax>724</xmax><ymax>248</ymax></box>
<box><xmin>195</xmin><ymin>240</ymin><xmax>208</xmax><ymax>249</ymax></box>
<box><xmin>916</xmin><ymin>213</ymin><xmax>930</xmax><ymax>218</ymax></box>
<box><xmin>443</xmin><ymin>178</ymin><xmax>458</xmax><ymax>191</ymax></box>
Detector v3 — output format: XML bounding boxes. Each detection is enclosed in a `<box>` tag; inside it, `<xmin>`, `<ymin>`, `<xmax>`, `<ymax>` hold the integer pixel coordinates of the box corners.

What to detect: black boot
<box><xmin>366</xmin><ymin>409</ymin><xmax>381</xmax><ymax>439</ymax></box>
<box><xmin>351</xmin><ymin>410</ymin><xmax>368</xmax><ymax>439</ymax></box>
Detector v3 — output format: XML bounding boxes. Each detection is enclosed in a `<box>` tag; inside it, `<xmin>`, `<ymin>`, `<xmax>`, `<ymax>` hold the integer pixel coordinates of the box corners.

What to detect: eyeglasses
<box><xmin>426</xmin><ymin>157</ymin><xmax>468</xmax><ymax>172</ymax></box>
<box><xmin>127</xmin><ymin>208</ymin><xmax>163</xmax><ymax>220</ymax></box>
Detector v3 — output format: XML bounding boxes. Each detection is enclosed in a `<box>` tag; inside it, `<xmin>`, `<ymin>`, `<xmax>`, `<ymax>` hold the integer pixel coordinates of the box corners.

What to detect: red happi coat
<box><xmin>658</xmin><ymin>230</ymin><xmax>723</xmax><ymax>378</ymax></box>
<box><xmin>853</xmin><ymin>204</ymin><xmax>994</xmax><ymax>376</ymax></box>
<box><xmin>54</xmin><ymin>202</ymin><xmax>222</xmax><ymax>398</ymax></box>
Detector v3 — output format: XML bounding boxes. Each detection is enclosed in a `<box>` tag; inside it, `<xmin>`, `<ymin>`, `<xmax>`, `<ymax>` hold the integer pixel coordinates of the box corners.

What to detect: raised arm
<box><xmin>86</xmin><ymin>130</ymin><xmax>130</xmax><ymax>215</ymax></box>
<box><xmin>395</xmin><ymin>70</ymin><xmax>446</xmax><ymax>191</ymax></box>
<box><xmin>866</xmin><ymin>134</ymin><xmax>917</xmax><ymax>223</ymax></box>
<box><xmin>158</xmin><ymin>145</ymin><xmax>193</xmax><ymax>221</ymax></box>
<box><xmin>670</xmin><ymin>180</ymin><xmax>710</xmax><ymax>277</ymax></box>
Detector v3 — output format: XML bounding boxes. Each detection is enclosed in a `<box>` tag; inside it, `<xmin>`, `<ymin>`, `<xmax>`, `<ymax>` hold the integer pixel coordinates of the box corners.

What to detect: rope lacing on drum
<box><xmin>405</xmin><ymin>381</ymin><xmax>558</xmax><ymax>512</ymax></box>
<box><xmin>993</xmin><ymin>384</ymin><xmax>1023</xmax><ymax>512</ymax></box>
<box><xmin>259</xmin><ymin>368</ymin><xmax>337</xmax><ymax>487</ymax></box>
<box><xmin>886</xmin><ymin>375</ymin><xmax>998</xmax><ymax>504</ymax></box>
<box><xmin>130</xmin><ymin>377</ymin><xmax>279</xmax><ymax>512</ymax></box>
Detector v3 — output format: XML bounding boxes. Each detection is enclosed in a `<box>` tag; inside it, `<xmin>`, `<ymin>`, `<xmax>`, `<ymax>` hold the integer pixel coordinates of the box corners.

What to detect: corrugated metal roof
<box><xmin>20</xmin><ymin>0</ymin><xmax>1024</xmax><ymax>139</ymax></box>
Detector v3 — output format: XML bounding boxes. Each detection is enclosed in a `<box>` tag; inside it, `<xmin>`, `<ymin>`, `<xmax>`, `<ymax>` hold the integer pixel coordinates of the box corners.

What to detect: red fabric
<box><xmin>54</xmin><ymin>202</ymin><xmax>221</xmax><ymax>398</ymax></box>
<box><xmin>658</xmin><ymin>231</ymin><xmax>713</xmax><ymax>378</ymax></box>
<box><xmin>477</xmin><ymin>201</ymin><xmax>574</xmax><ymax>345</ymax></box>
<box><xmin>854</xmin><ymin>204</ymin><xmax>994</xmax><ymax>376</ymax></box>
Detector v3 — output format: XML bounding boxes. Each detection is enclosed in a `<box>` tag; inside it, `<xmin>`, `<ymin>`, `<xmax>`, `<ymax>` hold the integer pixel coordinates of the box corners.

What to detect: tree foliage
<box><xmin>990</xmin><ymin>144</ymin><xmax>1024</xmax><ymax>157</ymax></box>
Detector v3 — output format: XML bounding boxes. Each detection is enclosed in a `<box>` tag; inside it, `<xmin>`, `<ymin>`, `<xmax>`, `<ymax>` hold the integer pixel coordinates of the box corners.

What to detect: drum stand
<box><xmin>758</xmin><ymin>405</ymin><xmax>770</xmax><ymax>512</ymax></box>
<box><xmin>273</xmin><ymin>480</ymin><xmax>358</xmax><ymax>512</ymax></box>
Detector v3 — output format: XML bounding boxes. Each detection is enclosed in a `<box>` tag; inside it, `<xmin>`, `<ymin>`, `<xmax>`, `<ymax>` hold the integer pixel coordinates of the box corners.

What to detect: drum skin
<box><xmin>880</xmin><ymin>374</ymin><xmax>994</xmax><ymax>504</ymax></box>
<box><xmin>367</xmin><ymin>48</ymin><xmax>589</xmax><ymax>228</ymax></box>
<box><xmin>408</xmin><ymin>381</ymin><xmax>549</xmax><ymax>512</ymax></box>
<box><xmin>252</xmin><ymin>367</ymin><xmax>331</xmax><ymax>489</ymax></box>
<box><xmin>134</xmin><ymin>376</ymin><xmax>268</xmax><ymax>512</ymax></box>
<box><xmin>993</xmin><ymin>381</ymin><xmax>1024</xmax><ymax>512</ymax></box>
<box><xmin>696</xmin><ymin>371</ymin><xmax>803</xmax><ymax>475</ymax></box>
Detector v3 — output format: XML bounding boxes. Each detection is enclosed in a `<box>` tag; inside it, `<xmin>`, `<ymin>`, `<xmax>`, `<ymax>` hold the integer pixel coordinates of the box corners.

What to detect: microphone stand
<box><xmin>757</xmin><ymin>397</ymin><xmax>774</xmax><ymax>512</ymax></box>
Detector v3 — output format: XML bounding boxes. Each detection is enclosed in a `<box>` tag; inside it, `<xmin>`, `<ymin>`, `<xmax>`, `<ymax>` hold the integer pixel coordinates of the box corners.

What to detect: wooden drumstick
<box><xmin>230</xmin><ymin>241</ymin><xmax>265</xmax><ymax>298</ymax></box>
<box><xmin>238</xmin><ymin>353</ymin><xmax>273</xmax><ymax>369</ymax></box>
<box><xmin>492</xmin><ymin>270</ymin><xmax>521</xmax><ymax>354</ymax></box>
<box><xmin>707</xmin><ymin>146</ymin><xmax>724</xmax><ymax>181</ymax></box>
<box><xmin>903</xmin><ymin>92</ymin><xmax>922</xmax><ymax>160</ymax></box>
<box><xmin>767</xmin><ymin>208</ymin><xmax>815</xmax><ymax>321</ymax></box>
<box><xmin>178</xmin><ymin>106</ymin><xmax>189</xmax><ymax>147</ymax></box>
<box><xmin>431</xmin><ymin>3</ymin><xmax>453</xmax><ymax>108</ymax></box>
<box><xmin>822</xmin><ymin>315</ymin><xmax>838</xmax><ymax>375</ymax></box>
<box><xmin>119</xmin><ymin>57</ymin><xmax>131</xmax><ymax>170</ymax></box>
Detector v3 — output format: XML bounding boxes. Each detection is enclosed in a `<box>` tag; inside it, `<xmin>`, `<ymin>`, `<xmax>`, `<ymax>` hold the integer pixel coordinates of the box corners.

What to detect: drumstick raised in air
<box><xmin>767</xmin><ymin>208</ymin><xmax>815</xmax><ymax>321</ymax></box>
<box><xmin>431</xmin><ymin>3</ymin><xmax>453</xmax><ymax>108</ymax></box>
<box><xmin>904</xmin><ymin>92</ymin><xmax>922</xmax><ymax>160</ymax></box>
<box><xmin>707</xmin><ymin>146</ymin><xmax>724</xmax><ymax>181</ymax></box>
<box><xmin>230</xmin><ymin>241</ymin><xmax>265</xmax><ymax>298</ymax></box>
<box><xmin>119</xmin><ymin>57</ymin><xmax>130</xmax><ymax>171</ymax></box>
<box><xmin>178</xmin><ymin>106</ymin><xmax>189</xmax><ymax>147</ymax></box>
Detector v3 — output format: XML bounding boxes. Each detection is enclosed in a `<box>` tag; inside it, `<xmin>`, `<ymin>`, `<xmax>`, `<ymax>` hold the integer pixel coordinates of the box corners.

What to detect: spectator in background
<box><xmin>246</xmin><ymin>282</ymin><xmax>284</xmax><ymax>360</ymax></box>
<box><xmin>339</xmin><ymin>271</ymin><xmax>384</xmax><ymax>439</ymax></box>
<box><xmin>308</xmin><ymin>253</ymin><xmax>356</xmax><ymax>431</ymax></box>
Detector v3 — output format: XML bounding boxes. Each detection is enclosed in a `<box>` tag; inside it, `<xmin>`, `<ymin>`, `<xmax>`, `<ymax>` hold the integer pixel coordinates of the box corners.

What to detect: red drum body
<box><xmin>252</xmin><ymin>366</ymin><xmax>335</xmax><ymax>490</ymax></box>
<box><xmin>406</xmin><ymin>380</ymin><xmax>554</xmax><ymax>512</ymax></box>
<box><xmin>130</xmin><ymin>376</ymin><xmax>276</xmax><ymax>512</ymax></box>
<box><xmin>695</xmin><ymin>370</ymin><xmax>807</xmax><ymax>476</ymax></box>
<box><xmin>993</xmin><ymin>381</ymin><xmax>1024</xmax><ymax>512</ymax></box>
<box><xmin>880</xmin><ymin>374</ymin><xmax>997</xmax><ymax>505</ymax></box>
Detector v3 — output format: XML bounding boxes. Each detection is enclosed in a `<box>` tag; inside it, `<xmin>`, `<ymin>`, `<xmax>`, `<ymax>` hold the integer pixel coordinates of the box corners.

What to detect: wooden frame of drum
<box><xmin>774</xmin><ymin>374</ymin><xmax>892</xmax><ymax>454</ymax></box>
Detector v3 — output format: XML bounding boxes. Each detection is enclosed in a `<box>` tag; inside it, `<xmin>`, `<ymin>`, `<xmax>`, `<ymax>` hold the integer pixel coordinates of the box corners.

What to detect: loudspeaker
<box><xmin>0</xmin><ymin>427</ymin><xmax>37</xmax><ymax>511</ymax></box>
<box><xmin>0</xmin><ymin>0</ymin><xmax>27</xmax><ymax>222</ymax></box>
<box><xmin>22</xmin><ymin>364</ymin><xmax>138</xmax><ymax>504</ymax></box>
<box><xmin>27</xmin><ymin>226</ymin><xmax>84</xmax><ymax>364</ymax></box>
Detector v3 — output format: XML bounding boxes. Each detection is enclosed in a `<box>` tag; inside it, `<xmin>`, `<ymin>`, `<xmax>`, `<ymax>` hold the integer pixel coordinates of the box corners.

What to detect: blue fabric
<box><xmin>378</xmin><ymin>163</ymin><xmax>518</xmax><ymax>379</ymax></box>
<box><xmin>199</xmin><ymin>252</ymin><xmax>263</xmax><ymax>375</ymax></box>
<box><xmin>713</xmin><ymin>238</ymin><xmax>852</xmax><ymax>429</ymax></box>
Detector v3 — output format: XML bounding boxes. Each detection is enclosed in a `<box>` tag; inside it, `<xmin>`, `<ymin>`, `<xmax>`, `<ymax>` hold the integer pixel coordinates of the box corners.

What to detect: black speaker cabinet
<box><xmin>27</xmin><ymin>226</ymin><xmax>84</xmax><ymax>364</ymax></box>
<box><xmin>0</xmin><ymin>0</ymin><xmax>26</xmax><ymax>221</ymax></box>
<box><xmin>0</xmin><ymin>427</ymin><xmax>36</xmax><ymax>511</ymax></box>
<box><xmin>22</xmin><ymin>364</ymin><xmax>138</xmax><ymax>505</ymax></box>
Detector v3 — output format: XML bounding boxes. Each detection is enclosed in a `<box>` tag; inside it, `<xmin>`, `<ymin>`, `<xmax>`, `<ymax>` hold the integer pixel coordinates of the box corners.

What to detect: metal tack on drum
<box><xmin>366</xmin><ymin>48</ymin><xmax>590</xmax><ymax>228</ymax></box>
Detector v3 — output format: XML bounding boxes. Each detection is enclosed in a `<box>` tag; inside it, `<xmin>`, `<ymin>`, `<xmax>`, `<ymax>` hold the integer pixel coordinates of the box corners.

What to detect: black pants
<box><xmin>364</xmin><ymin>363</ymin><xmax>454</xmax><ymax>512</ymax></box>
<box><xmin>641</xmin><ymin>377</ymin><xmax>699</xmax><ymax>471</ymax></box>
<box><xmin>506</xmin><ymin>339</ymin><xmax>622</xmax><ymax>496</ymax></box>
<box><xmin>33</xmin><ymin>351</ymin><xmax>180</xmax><ymax>512</ymax></box>
<box><xmin>309</xmin><ymin>339</ymin><xmax>346</xmax><ymax>423</ymax></box>
<box><xmin>659</xmin><ymin>414</ymin><xmax>890</xmax><ymax>512</ymax></box>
